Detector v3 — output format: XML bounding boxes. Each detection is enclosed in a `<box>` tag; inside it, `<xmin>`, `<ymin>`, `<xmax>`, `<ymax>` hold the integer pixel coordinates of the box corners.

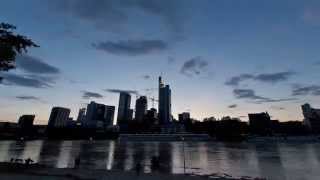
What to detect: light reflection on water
<box><xmin>0</xmin><ymin>140</ymin><xmax>319</xmax><ymax>180</ymax></box>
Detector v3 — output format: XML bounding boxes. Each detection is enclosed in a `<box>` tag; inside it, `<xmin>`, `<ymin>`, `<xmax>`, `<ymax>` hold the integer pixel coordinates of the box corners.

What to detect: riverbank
<box><xmin>0</xmin><ymin>162</ymin><xmax>264</xmax><ymax>180</ymax></box>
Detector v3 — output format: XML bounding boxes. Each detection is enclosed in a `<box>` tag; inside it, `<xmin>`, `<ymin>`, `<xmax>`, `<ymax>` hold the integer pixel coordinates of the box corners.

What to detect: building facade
<box><xmin>302</xmin><ymin>103</ymin><xmax>320</xmax><ymax>132</ymax></box>
<box><xmin>248</xmin><ymin>112</ymin><xmax>271</xmax><ymax>135</ymax></box>
<box><xmin>76</xmin><ymin>108</ymin><xmax>86</xmax><ymax>122</ymax></box>
<box><xmin>178</xmin><ymin>112</ymin><xmax>190</xmax><ymax>123</ymax></box>
<box><xmin>48</xmin><ymin>107</ymin><xmax>71</xmax><ymax>128</ymax></box>
<box><xmin>135</xmin><ymin>96</ymin><xmax>148</xmax><ymax>121</ymax></box>
<box><xmin>117</xmin><ymin>92</ymin><xmax>131</xmax><ymax>125</ymax></box>
<box><xmin>84</xmin><ymin>101</ymin><xmax>115</xmax><ymax>128</ymax></box>
<box><xmin>105</xmin><ymin>106</ymin><xmax>115</xmax><ymax>127</ymax></box>
<box><xmin>158</xmin><ymin>76</ymin><xmax>172</xmax><ymax>125</ymax></box>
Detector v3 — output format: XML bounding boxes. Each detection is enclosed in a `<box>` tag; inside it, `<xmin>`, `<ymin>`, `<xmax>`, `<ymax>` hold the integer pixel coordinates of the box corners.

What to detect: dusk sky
<box><xmin>1</xmin><ymin>0</ymin><xmax>320</xmax><ymax>124</ymax></box>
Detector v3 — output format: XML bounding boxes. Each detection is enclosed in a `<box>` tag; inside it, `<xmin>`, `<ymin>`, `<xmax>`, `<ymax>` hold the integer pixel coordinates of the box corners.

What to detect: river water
<box><xmin>0</xmin><ymin>140</ymin><xmax>319</xmax><ymax>180</ymax></box>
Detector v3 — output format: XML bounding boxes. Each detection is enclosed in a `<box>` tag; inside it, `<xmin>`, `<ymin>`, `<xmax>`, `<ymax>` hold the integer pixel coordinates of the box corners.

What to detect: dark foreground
<box><xmin>0</xmin><ymin>162</ymin><xmax>264</xmax><ymax>180</ymax></box>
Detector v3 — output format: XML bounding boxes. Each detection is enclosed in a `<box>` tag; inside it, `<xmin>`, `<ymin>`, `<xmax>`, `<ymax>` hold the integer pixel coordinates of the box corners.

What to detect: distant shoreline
<box><xmin>0</xmin><ymin>134</ymin><xmax>319</xmax><ymax>143</ymax></box>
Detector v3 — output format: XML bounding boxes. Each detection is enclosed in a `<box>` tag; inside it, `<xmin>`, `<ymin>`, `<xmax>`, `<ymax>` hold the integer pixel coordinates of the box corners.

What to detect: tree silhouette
<box><xmin>0</xmin><ymin>23</ymin><xmax>39</xmax><ymax>81</ymax></box>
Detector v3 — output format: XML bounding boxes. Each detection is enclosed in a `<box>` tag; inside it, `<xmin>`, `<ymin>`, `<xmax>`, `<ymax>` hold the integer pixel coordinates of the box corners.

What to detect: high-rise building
<box><xmin>146</xmin><ymin>108</ymin><xmax>158</xmax><ymax>119</ymax></box>
<box><xmin>158</xmin><ymin>76</ymin><xmax>172</xmax><ymax>125</ymax></box>
<box><xmin>302</xmin><ymin>103</ymin><xmax>320</xmax><ymax>132</ymax></box>
<box><xmin>248</xmin><ymin>112</ymin><xmax>271</xmax><ymax>135</ymax></box>
<box><xmin>76</xmin><ymin>108</ymin><xmax>86</xmax><ymax>122</ymax></box>
<box><xmin>84</xmin><ymin>101</ymin><xmax>114</xmax><ymax>128</ymax></box>
<box><xmin>18</xmin><ymin>115</ymin><xmax>35</xmax><ymax>137</ymax></box>
<box><xmin>135</xmin><ymin>96</ymin><xmax>148</xmax><ymax>121</ymax></box>
<box><xmin>178</xmin><ymin>112</ymin><xmax>190</xmax><ymax>123</ymax></box>
<box><xmin>105</xmin><ymin>106</ymin><xmax>115</xmax><ymax>127</ymax></box>
<box><xmin>48</xmin><ymin>107</ymin><xmax>70</xmax><ymax>128</ymax></box>
<box><xmin>18</xmin><ymin>115</ymin><xmax>35</xmax><ymax>129</ymax></box>
<box><xmin>117</xmin><ymin>92</ymin><xmax>131</xmax><ymax>124</ymax></box>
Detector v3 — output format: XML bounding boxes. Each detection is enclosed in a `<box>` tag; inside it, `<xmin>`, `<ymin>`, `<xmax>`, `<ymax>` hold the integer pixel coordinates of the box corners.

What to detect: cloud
<box><xmin>225</xmin><ymin>74</ymin><xmax>254</xmax><ymax>86</ymax></box>
<box><xmin>226</xmin><ymin>71</ymin><xmax>295</xmax><ymax>86</ymax></box>
<box><xmin>53</xmin><ymin>0</ymin><xmax>185</xmax><ymax>36</ymax></box>
<box><xmin>16</xmin><ymin>55</ymin><xmax>60</xmax><ymax>74</ymax></box>
<box><xmin>180</xmin><ymin>56</ymin><xmax>209</xmax><ymax>77</ymax></box>
<box><xmin>92</xmin><ymin>39</ymin><xmax>168</xmax><ymax>56</ymax></box>
<box><xmin>105</xmin><ymin>88</ymin><xmax>139</xmax><ymax>95</ymax></box>
<box><xmin>233</xmin><ymin>89</ymin><xmax>267</xmax><ymax>101</ymax></box>
<box><xmin>82</xmin><ymin>91</ymin><xmax>104</xmax><ymax>99</ymax></box>
<box><xmin>292</xmin><ymin>85</ymin><xmax>320</xmax><ymax>96</ymax></box>
<box><xmin>0</xmin><ymin>73</ymin><xmax>53</xmax><ymax>88</ymax></box>
<box><xmin>254</xmin><ymin>71</ymin><xmax>296</xmax><ymax>83</ymax></box>
<box><xmin>303</xmin><ymin>6</ymin><xmax>320</xmax><ymax>26</ymax></box>
<box><xmin>228</xmin><ymin>104</ymin><xmax>237</xmax><ymax>108</ymax></box>
<box><xmin>16</xmin><ymin>96</ymin><xmax>41</xmax><ymax>101</ymax></box>
<box><xmin>233</xmin><ymin>88</ymin><xmax>296</xmax><ymax>103</ymax></box>
<box><xmin>271</xmin><ymin>106</ymin><xmax>285</xmax><ymax>110</ymax></box>
<box><xmin>142</xmin><ymin>75</ymin><xmax>151</xmax><ymax>79</ymax></box>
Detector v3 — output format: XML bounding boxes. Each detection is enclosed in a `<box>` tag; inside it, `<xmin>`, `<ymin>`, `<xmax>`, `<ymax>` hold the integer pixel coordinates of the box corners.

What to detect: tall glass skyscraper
<box><xmin>158</xmin><ymin>76</ymin><xmax>172</xmax><ymax>125</ymax></box>
<box><xmin>117</xmin><ymin>92</ymin><xmax>131</xmax><ymax>125</ymax></box>
<box><xmin>135</xmin><ymin>96</ymin><xmax>148</xmax><ymax>122</ymax></box>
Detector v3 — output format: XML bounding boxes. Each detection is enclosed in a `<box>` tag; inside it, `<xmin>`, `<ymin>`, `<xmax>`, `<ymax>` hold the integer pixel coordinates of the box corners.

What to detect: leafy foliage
<box><xmin>0</xmin><ymin>23</ymin><xmax>39</xmax><ymax>73</ymax></box>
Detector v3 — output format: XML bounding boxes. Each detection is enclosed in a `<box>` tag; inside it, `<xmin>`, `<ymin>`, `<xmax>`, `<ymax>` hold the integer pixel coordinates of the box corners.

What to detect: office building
<box><xmin>135</xmin><ymin>96</ymin><xmax>148</xmax><ymax>121</ymax></box>
<box><xmin>302</xmin><ymin>103</ymin><xmax>320</xmax><ymax>132</ymax></box>
<box><xmin>18</xmin><ymin>115</ymin><xmax>35</xmax><ymax>130</ymax></box>
<box><xmin>105</xmin><ymin>106</ymin><xmax>115</xmax><ymax>127</ymax></box>
<box><xmin>117</xmin><ymin>92</ymin><xmax>131</xmax><ymax>124</ymax></box>
<box><xmin>76</xmin><ymin>108</ymin><xmax>86</xmax><ymax>122</ymax></box>
<box><xmin>85</xmin><ymin>101</ymin><xmax>114</xmax><ymax>128</ymax></box>
<box><xmin>178</xmin><ymin>112</ymin><xmax>190</xmax><ymax>123</ymax></box>
<box><xmin>248</xmin><ymin>112</ymin><xmax>271</xmax><ymax>135</ymax></box>
<box><xmin>48</xmin><ymin>107</ymin><xmax>70</xmax><ymax>128</ymax></box>
<box><xmin>146</xmin><ymin>108</ymin><xmax>157</xmax><ymax>119</ymax></box>
<box><xmin>158</xmin><ymin>76</ymin><xmax>172</xmax><ymax>125</ymax></box>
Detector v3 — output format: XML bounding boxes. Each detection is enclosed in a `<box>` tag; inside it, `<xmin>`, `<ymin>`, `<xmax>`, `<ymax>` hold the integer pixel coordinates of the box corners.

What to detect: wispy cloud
<box><xmin>82</xmin><ymin>91</ymin><xmax>104</xmax><ymax>99</ymax></box>
<box><xmin>228</xmin><ymin>104</ymin><xmax>237</xmax><ymax>108</ymax></box>
<box><xmin>53</xmin><ymin>0</ymin><xmax>186</xmax><ymax>37</ymax></box>
<box><xmin>92</xmin><ymin>39</ymin><xmax>168</xmax><ymax>56</ymax></box>
<box><xmin>292</xmin><ymin>85</ymin><xmax>320</xmax><ymax>96</ymax></box>
<box><xmin>1</xmin><ymin>73</ymin><xmax>54</xmax><ymax>88</ymax></box>
<box><xmin>226</xmin><ymin>71</ymin><xmax>296</xmax><ymax>86</ymax></box>
<box><xmin>302</xmin><ymin>6</ymin><xmax>320</xmax><ymax>26</ymax></box>
<box><xmin>16</xmin><ymin>55</ymin><xmax>60</xmax><ymax>75</ymax></box>
<box><xmin>104</xmin><ymin>88</ymin><xmax>139</xmax><ymax>95</ymax></box>
<box><xmin>142</xmin><ymin>75</ymin><xmax>151</xmax><ymax>80</ymax></box>
<box><xmin>225</xmin><ymin>74</ymin><xmax>254</xmax><ymax>86</ymax></box>
<box><xmin>181</xmin><ymin>56</ymin><xmax>209</xmax><ymax>77</ymax></box>
<box><xmin>233</xmin><ymin>88</ymin><xmax>296</xmax><ymax>103</ymax></box>
<box><xmin>16</xmin><ymin>96</ymin><xmax>41</xmax><ymax>101</ymax></box>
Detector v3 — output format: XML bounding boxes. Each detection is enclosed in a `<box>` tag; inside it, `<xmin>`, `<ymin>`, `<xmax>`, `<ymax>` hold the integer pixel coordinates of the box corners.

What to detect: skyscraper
<box><xmin>117</xmin><ymin>92</ymin><xmax>131</xmax><ymax>125</ymax></box>
<box><xmin>158</xmin><ymin>76</ymin><xmax>172</xmax><ymax>125</ymax></box>
<box><xmin>84</xmin><ymin>101</ymin><xmax>114</xmax><ymax>128</ymax></box>
<box><xmin>248</xmin><ymin>112</ymin><xmax>271</xmax><ymax>135</ymax></box>
<box><xmin>105</xmin><ymin>106</ymin><xmax>115</xmax><ymax>127</ymax></box>
<box><xmin>48</xmin><ymin>107</ymin><xmax>70</xmax><ymax>128</ymax></box>
<box><xmin>135</xmin><ymin>96</ymin><xmax>148</xmax><ymax>121</ymax></box>
<box><xmin>302</xmin><ymin>103</ymin><xmax>320</xmax><ymax>132</ymax></box>
<box><xmin>76</xmin><ymin>108</ymin><xmax>86</xmax><ymax>122</ymax></box>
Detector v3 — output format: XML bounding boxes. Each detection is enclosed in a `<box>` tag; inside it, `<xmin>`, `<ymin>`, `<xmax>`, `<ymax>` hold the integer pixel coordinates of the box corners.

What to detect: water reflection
<box><xmin>38</xmin><ymin>141</ymin><xmax>62</xmax><ymax>167</ymax></box>
<box><xmin>106</xmin><ymin>141</ymin><xmax>115</xmax><ymax>170</ymax></box>
<box><xmin>254</xmin><ymin>143</ymin><xmax>286</xmax><ymax>180</ymax></box>
<box><xmin>0</xmin><ymin>140</ymin><xmax>319</xmax><ymax>180</ymax></box>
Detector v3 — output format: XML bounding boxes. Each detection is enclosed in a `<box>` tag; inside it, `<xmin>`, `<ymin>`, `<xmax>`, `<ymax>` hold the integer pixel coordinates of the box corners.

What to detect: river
<box><xmin>0</xmin><ymin>140</ymin><xmax>319</xmax><ymax>180</ymax></box>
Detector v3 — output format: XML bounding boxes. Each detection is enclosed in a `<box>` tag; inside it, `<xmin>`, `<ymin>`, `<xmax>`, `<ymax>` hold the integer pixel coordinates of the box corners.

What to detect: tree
<box><xmin>0</xmin><ymin>23</ymin><xmax>39</xmax><ymax>80</ymax></box>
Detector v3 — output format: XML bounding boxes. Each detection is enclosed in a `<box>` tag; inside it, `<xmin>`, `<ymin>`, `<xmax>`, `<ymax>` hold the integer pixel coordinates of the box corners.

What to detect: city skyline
<box><xmin>1</xmin><ymin>0</ymin><xmax>320</xmax><ymax>124</ymax></box>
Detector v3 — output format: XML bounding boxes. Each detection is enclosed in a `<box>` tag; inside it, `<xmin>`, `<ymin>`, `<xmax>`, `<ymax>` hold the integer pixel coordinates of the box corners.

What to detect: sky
<box><xmin>1</xmin><ymin>0</ymin><xmax>320</xmax><ymax>124</ymax></box>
